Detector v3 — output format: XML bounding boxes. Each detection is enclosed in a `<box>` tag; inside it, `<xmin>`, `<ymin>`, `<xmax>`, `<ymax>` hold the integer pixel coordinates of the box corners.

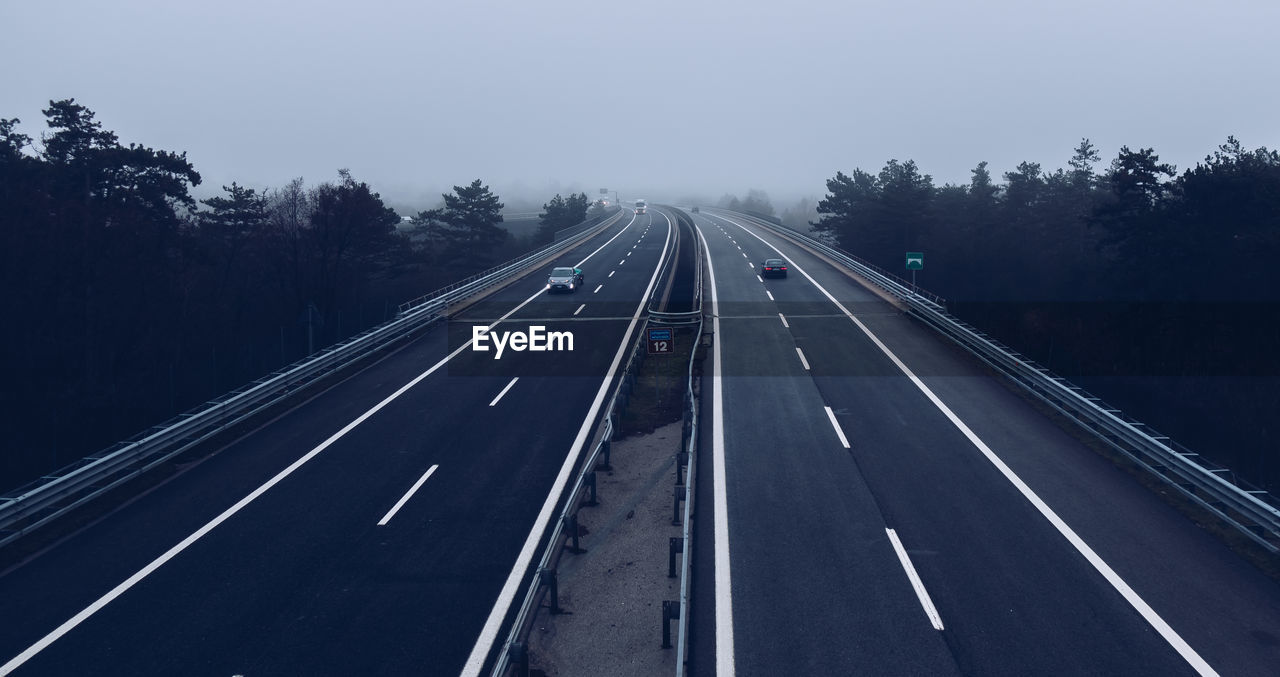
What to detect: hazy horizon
<box><xmin>4</xmin><ymin>0</ymin><xmax>1278</xmax><ymax>212</ymax></box>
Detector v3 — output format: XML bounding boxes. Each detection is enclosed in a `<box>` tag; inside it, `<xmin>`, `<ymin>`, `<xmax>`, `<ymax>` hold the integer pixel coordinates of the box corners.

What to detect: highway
<box><xmin>688</xmin><ymin>210</ymin><xmax>1280</xmax><ymax>676</ymax></box>
<box><xmin>0</xmin><ymin>209</ymin><xmax>674</xmax><ymax>676</ymax></box>
<box><xmin>3</xmin><ymin>203</ymin><xmax>1279</xmax><ymax>677</ymax></box>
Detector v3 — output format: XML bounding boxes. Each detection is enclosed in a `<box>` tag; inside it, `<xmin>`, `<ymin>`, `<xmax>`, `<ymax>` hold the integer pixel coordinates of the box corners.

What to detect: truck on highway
<box><xmin>635</xmin><ymin>199</ymin><xmax>647</xmax><ymax>214</ymax></box>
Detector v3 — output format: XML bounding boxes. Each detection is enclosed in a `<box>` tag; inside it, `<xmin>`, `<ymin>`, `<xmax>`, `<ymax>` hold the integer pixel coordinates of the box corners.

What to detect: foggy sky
<box><xmin>3</xmin><ymin>0</ymin><xmax>1278</xmax><ymax>210</ymax></box>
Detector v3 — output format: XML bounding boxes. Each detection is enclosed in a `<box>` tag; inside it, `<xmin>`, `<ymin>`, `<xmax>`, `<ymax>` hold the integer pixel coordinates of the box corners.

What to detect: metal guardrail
<box><xmin>649</xmin><ymin>206</ymin><xmax>703</xmax><ymax>326</ymax></box>
<box><xmin>491</xmin><ymin>338</ymin><xmax>645</xmax><ymax>677</ymax></box>
<box><xmin>0</xmin><ymin>209</ymin><xmax>626</xmax><ymax>549</ymax></box>
<box><xmin>649</xmin><ymin>206</ymin><xmax>703</xmax><ymax>675</ymax></box>
<box><xmin>669</xmin><ymin>227</ymin><xmax>703</xmax><ymax>677</ymax></box>
<box><xmin>492</xmin><ymin>205</ymin><xmax>706</xmax><ymax>677</ymax></box>
<box><xmin>711</xmin><ymin>208</ymin><xmax>1280</xmax><ymax>553</ymax></box>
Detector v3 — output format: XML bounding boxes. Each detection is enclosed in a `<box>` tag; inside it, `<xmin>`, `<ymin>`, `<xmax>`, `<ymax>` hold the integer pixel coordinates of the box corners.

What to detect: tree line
<box><xmin>0</xmin><ymin>100</ymin><xmax>583</xmax><ymax>489</ymax></box>
<box><xmin>811</xmin><ymin>138</ymin><xmax>1280</xmax><ymax>490</ymax></box>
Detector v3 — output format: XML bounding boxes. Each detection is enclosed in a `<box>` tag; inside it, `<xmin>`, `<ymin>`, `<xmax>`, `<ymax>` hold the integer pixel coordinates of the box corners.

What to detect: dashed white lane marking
<box><xmin>488</xmin><ymin>377</ymin><xmax>519</xmax><ymax>407</ymax></box>
<box><xmin>756</xmin><ymin>275</ymin><xmax>763</xmax><ymax>283</ymax></box>
<box><xmin>619</xmin><ymin>259</ymin><xmax>626</xmax><ymax>265</ymax></box>
<box><xmin>823</xmin><ymin>406</ymin><xmax>851</xmax><ymax>448</ymax></box>
<box><xmin>741</xmin><ymin>251</ymin><xmax>748</xmax><ymax>258</ymax></box>
<box><xmin>573</xmin><ymin>304</ymin><xmax>586</xmax><ymax>316</ymax></box>
<box><xmin>608</xmin><ymin>271</ymin><xmax>615</xmax><ymax>278</ymax></box>
<box><xmin>593</xmin><ymin>284</ymin><xmax>603</xmax><ymax>293</ymax></box>
<box><xmin>886</xmin><ymin>528</ymin><xmax>945</xmax><ymax>630</ymax></box>
<box><xmin>746</xmin><ymin>261</ymin><xmax>753</xmax><ymax>269</ymax></box>
<box><xmin>778</xmin><ymin>313</ymin><xmax>789</xmax><ymax>328</ymax></box>
<box><xmin>765</xmin><ymin>291</ymin><xmax>775</xmax><ymax>301</ymax></box>
<box><xmin>795</xmin><ymin>347</ymin><xmax>810</xmax><ymax>371</ymax></box>
<box><xmin>718</xmin><ymin>213</ymin><xmax>1220</xmax><ymax>677</ymax></box>
<box><xmin>378</xmin><ymin>464</ymin><xmax>440</xmax><ymax>525</ymax></box>
<box><xmin>0</xmin><ymin>211</ymin><xmax>646</xmax><ymax>677</ymax></box>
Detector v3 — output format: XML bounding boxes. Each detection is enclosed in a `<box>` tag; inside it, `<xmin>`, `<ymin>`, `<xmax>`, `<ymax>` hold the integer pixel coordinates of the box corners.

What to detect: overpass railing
<box><xmin>709</xmin><ymin>208</ymin><xmax>1280</xmax><ymax>554</ymax></box>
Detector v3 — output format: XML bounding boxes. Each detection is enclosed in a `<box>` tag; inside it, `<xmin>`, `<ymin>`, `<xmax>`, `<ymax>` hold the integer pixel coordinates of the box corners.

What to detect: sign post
<box><xmin>905</xmin><ymin>252</ymin><xmax>923</xmax><ymax>292</ymax></box>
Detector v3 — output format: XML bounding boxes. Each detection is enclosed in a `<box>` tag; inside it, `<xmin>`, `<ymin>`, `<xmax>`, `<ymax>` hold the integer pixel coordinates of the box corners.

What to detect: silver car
<box><xmin>547</xmin><ymin>266</ymin><xmax>584</xmax><ymax>293</ymax></box>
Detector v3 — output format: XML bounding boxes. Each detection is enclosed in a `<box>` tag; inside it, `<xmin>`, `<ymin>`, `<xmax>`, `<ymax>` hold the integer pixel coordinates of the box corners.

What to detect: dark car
<box><xmin>691</xmin><ymin>206</ymin><xmax>700</xmax><ymax>213</ymax></box>
<box><xmin>761</xmin><ymin>258</ymin><xmax>788</xmax><ymax>278</ymax></box>
<box><xmin>547</xmin><ymin>266</ymin><xmax>584</xmax><ymax>293</ymax></box>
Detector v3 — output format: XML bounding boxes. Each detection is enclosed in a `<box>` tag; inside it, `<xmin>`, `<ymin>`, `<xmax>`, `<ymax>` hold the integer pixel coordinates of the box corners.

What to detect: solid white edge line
<box><xmin>573</xmin><ymin>304</ymin><xmax>586</xmax><ymax>316</ymax></box>
<box><xmin>593</xmin><ymin>284</ymin><xmax>603</xmax><ymax>294</ymax></box>
<box><xmin>695</xmin><ymin>222</ymin><xmax>736</xmax><ymax>677</ymax></box>
<box><xmin>717</xmin><ymin>214</ymin><xmax>1219</xmax><ymax>677</ymax></box>
<box><xmin>459</xmin><ymin>211</ymin><xmax>676</xmax><ymax>677</ymax></box>
<box><xmin>0</xmin><ymin>213</ymin><xmax>643</xmax><ymax>677</ymax></box>
<box><xmin>886</xmin><ymin>528</ymin><xmax>945</xmax><ymax>631</ymax></box>
<box><xmin>823</xmin><ymin>406</ymin><xmax>850</xmax><ymax>448</ymax></box>
<box><xmin>488</xmin><ymin>377</ymin><xmax>519</xmax><ymax>407</ymax></box>
<box><xmin>796</xmin><ymin>347</ymin><xmax>811</xmax><ymax>371</ymax></box>
<box><xmin>778</xmin><ymin>313</ymin><xmax>789</xmax><ymax>328</ymax></box>
<box><xmin>378</xmin><ymin>465</ymin><xmax>440</xmax><ymax>526</ymax></box>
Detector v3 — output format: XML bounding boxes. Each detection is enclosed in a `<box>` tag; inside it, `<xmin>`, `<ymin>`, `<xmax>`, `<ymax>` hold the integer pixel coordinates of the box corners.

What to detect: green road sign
<box><xmin>906</xmin><ymin>252</ymin><xmax>924</xmax><ymax>270</ymax></box>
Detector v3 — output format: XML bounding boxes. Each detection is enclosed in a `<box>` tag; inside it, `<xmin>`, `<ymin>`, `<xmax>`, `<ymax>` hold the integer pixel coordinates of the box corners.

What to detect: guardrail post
<box><xmin>539</xmin><ymin>567</ymin><xmax>562</xmax><ymax>614</ymax></box>
<box><xmin>599</xmin><ymin>440</ymin><xmax>612</xmax><ymax>471</ymax></box>
<box><xmin>583</xmin><ymin>471</ymin><xmax>598</xmax><ymax>506</ymax></box>
<box><xmin>662</xmin><ymin>600</ymin><xmax>680</xmax><ymax>648</ymax></box>
<box><xmin>565</xmin><ymin>513</ymin><xmax>585</xmax><ymax>554</ymax></box>
<box><xmin>672</xmin><ymin>485</ymin><xmax>686</xmax><ymax>525</ymax></box>
<box><xmin>668</xmin><ymin>536</ymin><xmax>683</xmax><ymax>578</ymax></box>
<box><xmin>676</xmin><ymin>451</ymin><xmax>688</xmax><ymax>484</ymax></box>
<box><xmin>507</xmin><ymin>641</ymin><xmax>529</xmax><ymax>677</ymax></box>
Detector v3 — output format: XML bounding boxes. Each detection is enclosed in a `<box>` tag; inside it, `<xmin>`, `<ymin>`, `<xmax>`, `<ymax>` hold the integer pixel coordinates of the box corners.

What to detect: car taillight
<box><xmin>781</xmin><ymin>266</ymin><xmax>787</xmax><ymax>270</ymax></box>
<box><xmin>764</xmin><ymin>267</ymin><xmax>772</xmax><ymax>270</ymax></box>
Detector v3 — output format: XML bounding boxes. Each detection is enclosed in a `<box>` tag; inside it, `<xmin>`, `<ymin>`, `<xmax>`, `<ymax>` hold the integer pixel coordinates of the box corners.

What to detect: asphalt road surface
<box><xmin>688</xmin><ymin>210</ymin><xmax>1280</xmax><ymax>677</ymax></box>
<box><xmin>0</xmin><ymin>209</ymin><xmax>675</xmax><ymax>676</ymax></box>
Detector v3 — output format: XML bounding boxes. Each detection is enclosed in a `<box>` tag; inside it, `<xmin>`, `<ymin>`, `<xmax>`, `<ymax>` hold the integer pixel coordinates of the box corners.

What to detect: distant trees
<box><xmin>0</xmin><ymin>100</ymin><xmax>521</xmax><ymax>492</ymax></box>
<box><xmin>717</xmin><ymin>188</ymin><xmax>775</xmax><ymax>217</ymax></box>
<box><xmin>812</xmin><ymin>136</ymin><xmax>1280</xmax><ymax>491</ymax></box>
<box><xmin>779</xmin><ymin>196</ymin><xmax>819</xmax><ymax>232</ymax></box>
<box><xmin>307</xmin><ymin>170</ymin><xmax>405</xmax><ymax>314</ymax></box>
<box><xmin>535</xmin><ymin>191</ymin><xmax>589</xmax><ymax>244</ymax></box>
<box><xmin>412</xmin><ymin>179</ymin><xmax>507</xmax><ymax>270</ymax></box>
